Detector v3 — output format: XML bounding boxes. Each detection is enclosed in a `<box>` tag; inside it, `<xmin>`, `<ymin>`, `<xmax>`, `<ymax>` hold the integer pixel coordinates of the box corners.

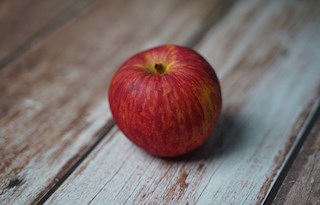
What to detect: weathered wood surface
<box><xmin>273</xmin><ymin>116</ymin><xmax>320</xmax><ymax>205</ymax></box>
<box><xmin>44</xmin><ymin>0</ymin><xmax>320</xmax><ymax>204</ymax></box>
<box><xmin>0</xmin><ymin>0</ymin><xmax>226</xmax><ymax>204</ymax></box>
<box><xmin>0</xmin><ymin>0</ymin><xmax>84</xmax><ymax>67</ymax></box>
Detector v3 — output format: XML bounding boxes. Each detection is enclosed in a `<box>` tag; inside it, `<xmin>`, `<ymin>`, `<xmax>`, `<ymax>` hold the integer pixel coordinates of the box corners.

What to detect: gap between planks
<box><xmin>0</xmin><ymin>0</ymin><xmax>98</xmax><ymax>69</ymax></box>
<box><xmin>273</xmin><ymin>112</ymin><xmax>320</xmax><ymax>204</ymax></box>
<box><xmin>263</xmin><ymin>98</ymin><xmax>320</xmax><ymax>204</ymax></box>
<box><xmin>36</xmin><ymin>120</ymin><xmax>115</xmax><ymax>205</ymax></box>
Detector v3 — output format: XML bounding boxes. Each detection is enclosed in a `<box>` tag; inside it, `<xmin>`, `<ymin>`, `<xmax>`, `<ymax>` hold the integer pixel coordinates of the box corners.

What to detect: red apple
<box><xmin>108</xmin><ymin>45</ymin><xmax>221</xmax><ymax>157</ymax></box>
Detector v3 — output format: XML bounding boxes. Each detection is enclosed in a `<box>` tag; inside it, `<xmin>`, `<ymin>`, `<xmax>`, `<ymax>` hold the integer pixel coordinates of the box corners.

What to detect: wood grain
<box><xmin>273</xmin><ymin>116</ymin><xmax>320</xmax><ymax>205</ymax></box>
<box><xmin>44</xmin><ymin>0</ymin><xmax>320</xmax><ymax>204</ymax></box>
<box><xmin>0</xmin><ymin>0</ymin><xmax>84</xmax><ymax>67</ymax></box>
<box><xmin>0</xmin><ymin>0</ymin><xmax>226</xmax><ymax>204</ymax></box>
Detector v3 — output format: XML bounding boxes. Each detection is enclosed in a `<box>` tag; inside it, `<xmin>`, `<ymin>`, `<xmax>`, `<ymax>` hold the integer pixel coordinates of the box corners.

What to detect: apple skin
<box><xmin>108</xmin><ymin>45</ymin><xmax>222</xmax><ymax>157</ymax></box>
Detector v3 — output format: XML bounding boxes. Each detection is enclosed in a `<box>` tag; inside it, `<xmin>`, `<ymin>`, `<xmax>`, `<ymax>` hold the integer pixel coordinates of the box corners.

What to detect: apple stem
<box><xmin>155</xmin><ymin>64</ymin><xmax>165</xmax><ymax>74</ymax></box>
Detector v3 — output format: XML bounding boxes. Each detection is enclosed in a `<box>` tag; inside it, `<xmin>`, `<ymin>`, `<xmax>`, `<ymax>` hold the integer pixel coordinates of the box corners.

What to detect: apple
<box><xmin>108</xmin><ymin>45</ymin><xmax>222</xmax><ymax>157</ymax></box>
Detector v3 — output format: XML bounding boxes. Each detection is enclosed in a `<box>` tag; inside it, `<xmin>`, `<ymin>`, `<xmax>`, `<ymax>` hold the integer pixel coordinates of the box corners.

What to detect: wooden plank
<box><xmin>0</xmin><ymin>0</ymin><xmax>227</xmax><ymax>204</ymax></box>
<box><xmin>44</xmin><ymin>0</ymin><xmax>320</xmax><ymax>204</ymax></box>
<box><xmin>273</xmin><ymin>116</ymin><xmax>320</xmax><ymax>205</ymax></box>
<box><xmin>0</xmin><ymin>0</ymin><xmax>83</xmax><ymax>67</ymax></box>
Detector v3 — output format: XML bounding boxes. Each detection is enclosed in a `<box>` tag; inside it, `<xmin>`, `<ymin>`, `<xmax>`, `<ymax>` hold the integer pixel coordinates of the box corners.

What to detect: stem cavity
<box><xmin>155</xmin><ymin>63</ymin><xmax>165</xmax><ymax>74</ymax></box>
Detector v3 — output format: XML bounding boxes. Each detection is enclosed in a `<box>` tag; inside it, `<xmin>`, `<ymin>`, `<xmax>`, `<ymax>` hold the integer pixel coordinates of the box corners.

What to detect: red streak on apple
<box><xmin>108</xmin><ymin>45</ymin><xmax>222</xmax><ymax>157</ymax></box>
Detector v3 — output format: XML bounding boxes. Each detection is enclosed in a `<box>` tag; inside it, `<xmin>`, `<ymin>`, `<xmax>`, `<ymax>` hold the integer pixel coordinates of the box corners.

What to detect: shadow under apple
<box><xmin>163</xmin><ymin>107</ymin><xmax>249</xmax><ymax>162</ymax></box>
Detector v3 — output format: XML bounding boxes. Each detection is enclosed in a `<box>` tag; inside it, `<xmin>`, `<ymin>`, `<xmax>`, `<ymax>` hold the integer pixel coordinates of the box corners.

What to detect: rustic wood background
<box><xmin>0</xmin><ymin>0</ymin><xmax>319</xmax><ymax>204</ymax></box>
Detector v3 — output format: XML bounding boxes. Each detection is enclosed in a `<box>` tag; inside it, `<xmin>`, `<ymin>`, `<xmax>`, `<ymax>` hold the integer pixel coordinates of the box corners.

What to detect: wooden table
<box><xmin>1</xmin><ymin>0</ymin><xmax>319</xmax><ymax>204</ymax></box>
